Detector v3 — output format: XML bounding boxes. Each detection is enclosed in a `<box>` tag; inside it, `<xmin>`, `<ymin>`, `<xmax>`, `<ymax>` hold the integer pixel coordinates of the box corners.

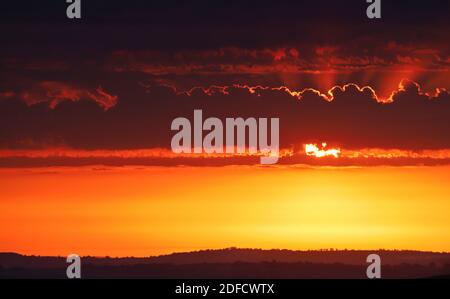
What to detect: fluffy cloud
<box><xmin>1</xmin><ymin>79</ymin><xmax>449</xmax><ymax>156</ymax></box>
<box><xmin>2</xmin><ymin>81</ymin><xmax>118</xmax><ymax>111</ymax></box>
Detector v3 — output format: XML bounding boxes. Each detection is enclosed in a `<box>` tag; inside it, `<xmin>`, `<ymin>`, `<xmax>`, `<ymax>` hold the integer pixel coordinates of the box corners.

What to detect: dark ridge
<box><xmin>2</xmin><ymin>248</ymin><xmax>450</xmax><ymax>279</ymax></box>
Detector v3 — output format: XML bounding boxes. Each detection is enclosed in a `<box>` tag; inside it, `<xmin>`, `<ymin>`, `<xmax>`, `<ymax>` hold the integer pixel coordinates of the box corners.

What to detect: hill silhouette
<box><xmin>2</xmin><ymin>248</ymin><xmax>450</xmax><ymax>279</ymax></box>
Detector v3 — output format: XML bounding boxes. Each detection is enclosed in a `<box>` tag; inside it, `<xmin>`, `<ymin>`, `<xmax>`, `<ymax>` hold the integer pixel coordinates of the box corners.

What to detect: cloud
<box><xmin>3</xmin><ymin>81</ymin><xmax>118</xmax><ymax>111</ymax></box>
<box><xmin>2</xmin><ymin>146</ymin><xmax>450</xmax><ymax>168</ymax></box>
<box><xmin>0</xmin><ymin>0</ymin><xmax>449</xmax><ymax>167</ymax></box>
<box><xmin>162</xmin><ymin>80</ymin><xmax>438</xmax><ymax>105</ymax></box>
<box><xmin>0</xmin><ymin>79</ymin><xmax>450</xmax><ymax>158</ymax></box>
<box><xmin>0</xmin><ymin>91</ymin><xmax>16</xmax><ymax>99</ymax></box>
<box><xmin>105</xmin><ymin>46</ymin><xmax>450</xmax><ymax>76</ymax></box>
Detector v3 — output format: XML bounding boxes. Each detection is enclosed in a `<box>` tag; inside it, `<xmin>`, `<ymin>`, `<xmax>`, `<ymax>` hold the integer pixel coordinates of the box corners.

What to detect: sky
<box><xmin>2</xmin><ymin>165</ymin><xmax>450</xmax><ymax>256</ymax></box>
<box><xmin>0</xmin><ymin>0</ymin><xmax>449</xmax><ymax>256</ymax></box>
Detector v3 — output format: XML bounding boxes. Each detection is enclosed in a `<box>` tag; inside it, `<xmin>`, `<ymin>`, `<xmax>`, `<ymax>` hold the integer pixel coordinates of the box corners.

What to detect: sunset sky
<box><xmin>1</xmin><ymin>0</ymin><xmax>449</xmax><ymax>257</ymax></box>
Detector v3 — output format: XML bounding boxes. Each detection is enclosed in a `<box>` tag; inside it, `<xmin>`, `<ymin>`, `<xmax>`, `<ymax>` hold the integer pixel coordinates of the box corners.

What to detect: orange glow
<box><xmin>167</xmin><ymin>80</ymin><xmax>447</xmax><ymax>104</ymax></box>
<box><xmin>2</xmin><ymin>165</ymin><xmax>450</xmax><ymax>257</ymax></box>
<box><xmin>3</xmin><ymin>146</ymin><xmax>450</xmax><ymax>166</ymax></box>
<box><xmin>305</xmin><ymin>143</ymin><xmax>341</xmax><ymax>158</ymax></box>
<box><xmin>341</xmin><ymin>148</ymin><xmax>450</xmax><ymax>160</ymax></box>
<box><xmin>0</xmin><ymin>147</ymin><xmax>294</xmax><ymax>159</ymax></box>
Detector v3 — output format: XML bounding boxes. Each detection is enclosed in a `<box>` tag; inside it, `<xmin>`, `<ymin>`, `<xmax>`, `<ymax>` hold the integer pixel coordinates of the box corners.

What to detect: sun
<box><xmin>305</xmin><ymin>143</ymin><xmax>341</xmax><ymax>158</ymax></box>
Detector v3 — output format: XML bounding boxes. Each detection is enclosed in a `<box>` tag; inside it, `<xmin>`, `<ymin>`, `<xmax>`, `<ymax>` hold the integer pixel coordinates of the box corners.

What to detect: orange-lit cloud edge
<box><xmin>164</xmin><ymin>79</ymin><xmax>448</xmax><ymax>104</ymax></box>
<box><xmin>2</xmin><ymin>145</ymin><xmax>450</xmax><ymax>167</ymax></box>
<box><xmin>2</xmin><ymin>79</ymin><xmax>450</xmax><ymax>167</ymax></box>
<box><xmin>2</xmin><ymin>78</ymin><xmax>448</xmax><ymax>110</ymax></box>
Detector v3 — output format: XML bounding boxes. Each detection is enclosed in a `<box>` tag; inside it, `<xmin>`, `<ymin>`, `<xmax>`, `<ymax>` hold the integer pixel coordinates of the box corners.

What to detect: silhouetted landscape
<box><xmin>2</xmin><ymin>248</ymin><xmax>450</xmax><ymax>279</ymax></box>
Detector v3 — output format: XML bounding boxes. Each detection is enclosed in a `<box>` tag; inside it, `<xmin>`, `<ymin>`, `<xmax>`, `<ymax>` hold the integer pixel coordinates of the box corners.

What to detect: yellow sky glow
<box><xmin>1</xmin><ymin>165</ymin><xmax>450</xmax><ymax>257</ymax></box>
